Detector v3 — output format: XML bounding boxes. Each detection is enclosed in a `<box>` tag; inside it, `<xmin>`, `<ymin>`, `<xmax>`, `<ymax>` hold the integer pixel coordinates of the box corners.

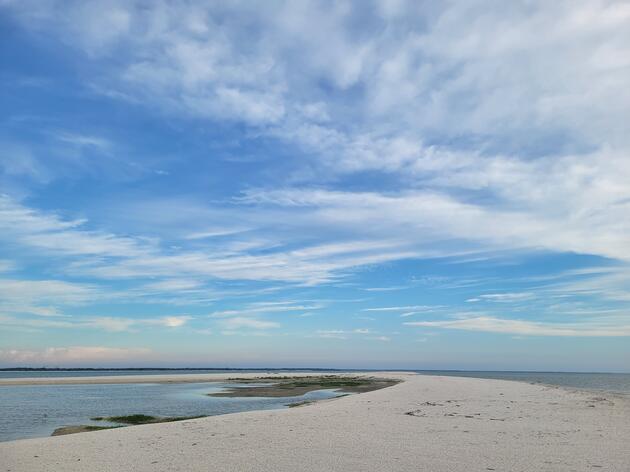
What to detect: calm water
<box><xmin>414</xmin><ymin>371</ymin><xmax>630</xmax><ymax>395</ymax></box>
<box><xmin>0</xmin><ymin>380</ymin><xmax>340</xmax><ymax>442</ymax></box>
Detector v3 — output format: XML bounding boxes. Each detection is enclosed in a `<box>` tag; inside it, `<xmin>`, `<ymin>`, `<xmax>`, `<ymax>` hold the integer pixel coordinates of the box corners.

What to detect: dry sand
<box><xmin>1</xmin><ymin>372</ymin><xmax>629</xmax><ymax>471</ymax></box>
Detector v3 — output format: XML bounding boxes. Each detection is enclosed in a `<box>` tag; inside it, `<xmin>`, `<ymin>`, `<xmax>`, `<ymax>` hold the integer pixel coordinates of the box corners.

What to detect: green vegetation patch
<box><xmin>52</xmin><ymin>414</ymin><xmax>207</xmax><ymax>437</ymax></box>
<box><xmin>91</xmin><ymin>414</ymin><xmax>206</xmax><ymax>425</ymax></box>
<box><xmin>210</xmin><ymin>375</ymin><xmax>399</xmax><ymax>398</ymax></box>
<box><xmin>52</xmin><ymin>425</ymin><xmax>120</xmax><ymax>436</ymax></box>
<box><xmin>96</xmin><ymin>414</ymin><xmax>158</xmax><ymax>424</ymax></box>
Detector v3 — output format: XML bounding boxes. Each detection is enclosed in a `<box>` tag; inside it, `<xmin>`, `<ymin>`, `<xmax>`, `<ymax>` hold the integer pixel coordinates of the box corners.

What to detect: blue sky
<box><xmin>1</xmin><ymin>1</ymin><xmax>629</xmax><ymax>371</ymax></box>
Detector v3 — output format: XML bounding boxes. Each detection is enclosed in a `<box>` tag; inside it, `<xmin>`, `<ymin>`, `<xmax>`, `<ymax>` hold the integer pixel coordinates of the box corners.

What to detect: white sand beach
<box><xmin>1</xmin><ymin>373</ymin><xmax>629</xmax><ymax>471</ymax></box>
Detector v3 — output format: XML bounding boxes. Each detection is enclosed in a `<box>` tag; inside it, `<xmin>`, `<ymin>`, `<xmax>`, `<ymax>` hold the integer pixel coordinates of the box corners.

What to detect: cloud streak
<box><xmin>219</xmin><ymin>317</ymin><xmax>280</xmax><ymax>330</ymax></box>
<box><xmin>0</xmin><ymin>314</ymin><xmax>192</xmax><ymax>333</ymax></box>
<box><xmin>0</xmin><ymin>346</ymin><xmax>152</xmax><ymax>365</ymax></box>
<box><xmin>405</xmin><ymin>316</ymin><xmax>630</xmax><ymax>337</ymax></box>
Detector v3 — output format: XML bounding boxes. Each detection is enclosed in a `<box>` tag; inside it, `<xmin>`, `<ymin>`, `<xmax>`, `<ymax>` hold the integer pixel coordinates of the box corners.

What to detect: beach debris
<box><xmin>404</xmin><ymin>410</ymin><xmax>427</xmax><ymax>417</ymax></box>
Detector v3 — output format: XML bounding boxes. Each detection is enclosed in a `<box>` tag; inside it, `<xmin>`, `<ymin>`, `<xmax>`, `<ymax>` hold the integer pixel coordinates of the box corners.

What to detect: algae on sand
<box><xmin>92</xmin><ymin>414</ymin><xmax>206</xmax><ymax>425</ymax></box>
<box><xmin>52</xmin><ymin>414</ymin><xmax>206</xmax><ymax>437</ymax></box>
<box><xmin>52</xmin><ymin>425</ymin><xmax>120</xmax><ymax>436</ymax></box>
<box><xmin>209</xmin><ymin>376</ymin><xmax>399</xmax><ymax>398</ymax></box>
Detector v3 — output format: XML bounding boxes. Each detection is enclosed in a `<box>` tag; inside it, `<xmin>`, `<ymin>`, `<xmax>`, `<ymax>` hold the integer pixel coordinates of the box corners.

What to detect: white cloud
<box><xmin>1</xmin><ymin>1</ymin><xmax>630</xmax><ymax>344</ymax></box>
<box><xmin>545</xmin><ymin>266</ymin><xmax>630</xmax><ymax>303</ymax></box>
<box><xmin>7</xmin><ymin>2</ymin><xmax>628</xmax><ymax>166</ymax></box>
<box><xmin>185</xmin><ymin>227</ymin><xmax>249</xmax><ymax>240</ymax></box>
<box><xmin>209</xmin><ymin>303</ymin><xmax>322</xmax><ymax>318</ymax></box>
<box><xmin>240</xmin><ymin>186</ymin><xmax>630</xmax><ymax>265</ymax></box>
<box><xmin>0</xmin><ymin>346</ymin><xmax>152</xmax><ymax>366</ymax></box>
<box><xmin>87</xmin><ymin>317</ymin><xmax>136</xmax><ymax>332</ymax></box>
<box><xmin>53</xmin><ymin>132</ymin><xmax>111</xmax><ymax>150</ymax></box>
<box><xmin>0</xmin><ymin>278</ymin><xmax>98</xmax><ymax>317</ymax></box>
<box><xmin>313</xmin><ymin>328</ymin><xmax>393</xmax><ymax>341</ymax></box>
<box><xmin>3</xmin><ymin>1</ymin><xmax>629</xmax><ymax>185</ymax></box>
<box><xmin>152</xmin><ymin>316</ymin><xmax>192</xmax><ymax>328</ymax></box>
<box><xmin>405</xmin><ymin>316</ymin><xmax>630</xmax><ymax>337</ymax></box>
<box><xmin>363</xmin><ymin>305</ymin><xmax>443</xmax><ymax>312</ymax></box>
<box><xmin>0</xmin><ymin>194</ymin><xmax>84</xmax><ymax>233</ymax></box>
<box><xmin>478</xmin><ymin>293</ymin><xmax>535</xmax><ymax>302</ymax></box>
<box><xmin>315</xmin><ymin>330</ymin><xmax>347</xmax><ymax>340</ymax></box>
<box><xmin>0</xmin><ymin>278</ymin><xmax>96</xmax><ymax>305</ymax></box>
<box><xmin>0</xmin><ymin>313</ymin><xmax>192</xmax><ymax>332</ymax></box>
<box><xmin>219</xmin><ymin>317</ymin><xmax>279</xmax><ymax>330</ymax></box>
<box><xmin>0</xmin><ymin>195</ymin><xmax>421</xmax><ymax>285</ymax></box>
<box><xmin>0</xmin><ymin>195</ymin><xmax>148</xmax><ymax>258</ymax></box>
<box><xmin>142</xmin><ymin>279</ymin><xmax>204</xmax><ymax>292</ymax></box>
<box><xmin>362</xmin><ymin>286</ymin><xmax>408</xmax><ymax>292</ymax></box>
<box><xmin>0</xmin><ymin>260</ymin><xmax>15</xmax><ymax>273</ymax></box>
<box><xmin>87</xmin><ymin>315</ymin><xmax>192</xmax><ymax>331</ymax></box>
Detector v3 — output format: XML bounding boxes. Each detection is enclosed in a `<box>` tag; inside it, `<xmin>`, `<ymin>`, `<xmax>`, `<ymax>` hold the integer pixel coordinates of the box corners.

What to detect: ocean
<box><xmin>413</xmin><ymin>370</ymin><xmax>630</xmax><ymax>395</ymax></box>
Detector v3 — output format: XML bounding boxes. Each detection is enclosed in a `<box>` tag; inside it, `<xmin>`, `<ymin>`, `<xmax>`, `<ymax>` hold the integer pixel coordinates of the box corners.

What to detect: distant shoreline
<box><xmin>2</xmin><ymin>367</ymin><xmax>628</xmax><ymax>374</ymax></box>
<box><xmin>0</xmin><ymin>367</ymin><xmax>346</xmax><ymax>372</ymax></box>
<box><xmin>0</xmin><ymin>371</ymin><xmax>371</xmax><ymax>386</ymax></box>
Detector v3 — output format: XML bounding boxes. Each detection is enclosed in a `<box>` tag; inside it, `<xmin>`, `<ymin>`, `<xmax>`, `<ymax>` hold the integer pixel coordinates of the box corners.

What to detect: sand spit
<box><xmin>1</xmin><ymin>373</ymin><xmax>629</xmax><ymax>471</ymax></box>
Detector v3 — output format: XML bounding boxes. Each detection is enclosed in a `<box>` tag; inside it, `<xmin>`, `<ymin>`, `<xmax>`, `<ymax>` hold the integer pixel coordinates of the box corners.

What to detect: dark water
<box><xmin>414</xmin><ymin>371</ymin><xmax>630</xmax><ymax>395</ymax></box>
<box><xmin>0</xmin><ymin>380</ymin><xmax>340</xmax><ymax>442</ymax></box>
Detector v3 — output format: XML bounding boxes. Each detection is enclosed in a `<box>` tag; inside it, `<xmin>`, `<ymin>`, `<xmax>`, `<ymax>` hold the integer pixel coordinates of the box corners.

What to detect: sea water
<box><xmin>0</xmin><ymin>380</ymin><xmax>340</xmax><ymax>442</ymax></box>
<box><xmin>414</xmin><ymin>370</ymin><xmax>630</xmax><ymax>395</ymax></box>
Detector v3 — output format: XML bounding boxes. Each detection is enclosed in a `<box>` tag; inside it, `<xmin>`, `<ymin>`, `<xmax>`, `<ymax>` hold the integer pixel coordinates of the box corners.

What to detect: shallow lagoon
<box><xmin>0</xmin><ymin>381</ymin><xmax>340</xmax><ymax>442</ymax></box>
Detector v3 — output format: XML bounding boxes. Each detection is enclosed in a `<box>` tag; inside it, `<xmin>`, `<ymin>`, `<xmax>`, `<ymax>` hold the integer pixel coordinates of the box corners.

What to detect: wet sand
<box><xmin>1</xmin><ymin>373</ymin><xmax>629</xmax><ymax>471</ymax></box>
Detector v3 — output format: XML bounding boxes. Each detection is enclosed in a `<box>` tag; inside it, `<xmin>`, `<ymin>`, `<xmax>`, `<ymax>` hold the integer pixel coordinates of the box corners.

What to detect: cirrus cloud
<box><xmin>0</xmin><ymin>346</ymin><xmax>152</xmax><ymax>366</ymax></box>
<box><xmin>405</xmin><ymin>316</ymin><xmax>630</xmax><ymax>337</ymax></box>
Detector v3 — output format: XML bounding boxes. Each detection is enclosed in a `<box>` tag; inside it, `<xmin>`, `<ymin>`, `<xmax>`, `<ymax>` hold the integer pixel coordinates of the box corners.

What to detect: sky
<box><xmin>0</xmin><ymin>1</ymin><xmax>629</xmax><ymax>371</ymax></box>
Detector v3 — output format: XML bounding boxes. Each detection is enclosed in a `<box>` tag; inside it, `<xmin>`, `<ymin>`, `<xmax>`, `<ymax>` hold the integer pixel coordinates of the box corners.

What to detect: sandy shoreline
<box><xmin>0</xmin><ymin>371</ymin><xmax>350</xmax><ymax>386</ymax></box>
<box><xmin>1</xmin><ymin>372</ymin><xmax>629</xmax><ymax>471</ymax></box>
